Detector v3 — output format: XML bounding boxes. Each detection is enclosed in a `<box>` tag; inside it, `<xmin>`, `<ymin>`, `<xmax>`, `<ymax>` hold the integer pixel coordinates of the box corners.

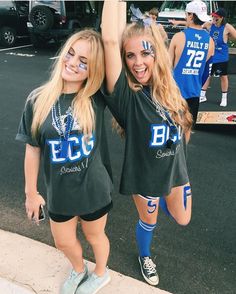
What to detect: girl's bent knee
<box><xmin>175</xmin><ymin>216</ymin><xmax>191</xmax><ymax>226</ymax></box>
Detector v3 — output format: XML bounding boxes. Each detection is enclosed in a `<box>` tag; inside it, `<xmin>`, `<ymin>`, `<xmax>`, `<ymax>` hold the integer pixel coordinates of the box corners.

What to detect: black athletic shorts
<box><xmin>186</xmin><ymin>97</ymin><xmax>199</xmax><ymax>127</ymax></box>
<box><xmin>48</xmin><ymin>201</ymin><xmax>113</xmax><ymax>222</ymax></box>
<box><xmin>210</xmin><ymin>61</ymin><xmax>228</xmax><ymax>76</ymax></box>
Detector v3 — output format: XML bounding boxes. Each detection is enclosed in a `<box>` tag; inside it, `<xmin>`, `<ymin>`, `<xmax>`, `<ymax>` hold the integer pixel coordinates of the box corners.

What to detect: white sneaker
<box><xmin>61</xmin><ymin>265</ymin><xmax>88</xmax><ymax>294</ymax></box>
<box><xmin>220</xmin><ymin>97</ymin><xmax>227</xmax><ymax>107</ymax></box>
<box><xmin>200</xmin><ymin>96</ymin><xmax>207</xmax><ymax>103</ymax></box>
<box><xmin>76</xmin><ymin>269</ymin><xmax>111</xmax><ymax>294</ymax></box>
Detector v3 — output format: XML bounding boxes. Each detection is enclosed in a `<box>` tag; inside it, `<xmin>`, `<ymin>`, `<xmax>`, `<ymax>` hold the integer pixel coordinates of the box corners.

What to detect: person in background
<box><xmin>169</xmin><ymin>0</ymin><xmax>214</xmax><ymax>126</ymax></box>
<box><xmin>129</xmin><ymin>5</ymin><xmax>168</xmax><ymax>45</ymax></box>
<box><xmin>16</xmin><ymin>29</ymin><xmax>113</xmax><ymax>294</ymax></box>
<box><xmin>102</xmin><ymin>0</ymin><xmax>192</xmax><ymax>286</ymax></box>
<box><xmin>149</xmin><ymin>7</ymin><xmax>168</xmax><ymax>44</ymax></box>
<box><xmin>200</xmin><ymin>8</ymin><xmax>236</xmax><ymax>107</ymax></box>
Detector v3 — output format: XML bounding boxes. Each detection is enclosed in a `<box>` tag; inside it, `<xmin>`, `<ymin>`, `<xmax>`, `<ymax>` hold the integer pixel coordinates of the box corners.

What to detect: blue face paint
<box><xmin>78</xmin><ymin>63</ymin><xmax>87</xmax><ymax>71</ymax></box>
<box><xmin>142</xmin><ymin>40</ymin><xmax>155</xmax><ymax>58</ymax></box>
<box><xmin>64</xmin><ymin>51</ymin><xmax>87</xmax><ymax>71</ymax></box>
<box><xmin>147</xmin><ymin>199</ymin><xmax>157</xmax><ymax>214</ymax></box>
<box><xmin>183</xmin><ymin>185</ymin><xmax>191</xmax><ymax>209</ymax></box>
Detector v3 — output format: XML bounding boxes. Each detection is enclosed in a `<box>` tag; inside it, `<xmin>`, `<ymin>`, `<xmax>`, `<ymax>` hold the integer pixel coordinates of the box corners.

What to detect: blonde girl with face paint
<box><xmin>102</xmin><ymin>0</ymin><xmax>192</xmax><ymax>286</ymax></box>
<box><xmin>16</xmin><ymin>30</ymin><xmax>113</xmax><ymax>294</ymax></box>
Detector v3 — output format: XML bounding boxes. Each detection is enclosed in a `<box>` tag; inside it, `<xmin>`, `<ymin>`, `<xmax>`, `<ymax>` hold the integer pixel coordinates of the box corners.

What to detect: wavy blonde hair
<box><xmin>30</xmin><ymin>29</ymin><xmax>105</xmax><ymax>136</ymax></box>
<box><xmin>114</xmin><ymin>22</ymin><xmax>192</xmax><ymax>136</ymax></box>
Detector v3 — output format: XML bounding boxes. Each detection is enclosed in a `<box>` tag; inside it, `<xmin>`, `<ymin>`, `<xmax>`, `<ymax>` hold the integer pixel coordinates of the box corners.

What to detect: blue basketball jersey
<box><xmin>210</xmin><ymin>24</ymin><xmax>229</xmax><ymax>63</ymax></box>
<box><xmin>173</xmin><ymin>28</ymin><xmax>210</xmax><ymax>99</ymax></box>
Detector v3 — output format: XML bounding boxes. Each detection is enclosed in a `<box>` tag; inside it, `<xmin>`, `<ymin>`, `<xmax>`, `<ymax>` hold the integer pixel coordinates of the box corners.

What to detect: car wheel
<box><xmin>30</xmin><ymin>5</ymin><xmax>54</xmax><ymax>31</ymax></box>
<box><xmin>0</xmin><ymin>27</ymin><xmax>16</xmax><ymax>47</ymax></box>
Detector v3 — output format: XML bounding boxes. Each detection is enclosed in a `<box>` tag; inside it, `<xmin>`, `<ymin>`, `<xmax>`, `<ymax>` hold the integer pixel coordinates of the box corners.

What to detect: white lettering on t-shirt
<box><xmin>186</xmin><ymin>41</ymin><xmax>209</xmax><ymax>50</ymax></box>
<box><xmin>156</xmin><ymin>144</ymin><xmax>180</xmax><ymax>158</ymax></box>
<box><xmin>59</xmin><ymin>158</ymin><xmax>89</xmax><ymax>175</ymax></box>
<box><xmin>150</xmin><ymin>124</ymin><xmax>181</xmax><ymax>147</ymax></box>
<box><xmin>47</xmin><ymin>134</ymin><xmax>95</xmax><ymax>163</ymax></box>
<box><xmin>182</xmin><ymin>68</ymin><xmax>199</xmax><ymax>75</ymax></box>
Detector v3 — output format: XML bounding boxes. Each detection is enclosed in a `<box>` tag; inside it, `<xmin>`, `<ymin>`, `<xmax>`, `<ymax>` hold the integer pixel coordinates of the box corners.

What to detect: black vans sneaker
<box><xmin>138</xmin><ymin>256</ymin><xmax>159</xmax><ymax>286</ymax></box>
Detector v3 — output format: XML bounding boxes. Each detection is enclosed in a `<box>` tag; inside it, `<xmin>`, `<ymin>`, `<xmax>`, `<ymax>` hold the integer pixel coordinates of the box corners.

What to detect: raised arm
<box><xmin>118</xmin><ymin>1</ymin><xmax>127</xmax><ymax>47</ymax></box>
<box><xmin>202</xmin><ymin>21</ymin><xmax>212</xmax><ymax>31</ymax></box>
<box><xmin>169</xmin><ymin>19</ymin><xmax>187</xmax><ymax>27</ymax></box>
<box><xmin>101</xmin><ymin>0</ymin><xmax>126</xmax><ymax>93</ymax></box>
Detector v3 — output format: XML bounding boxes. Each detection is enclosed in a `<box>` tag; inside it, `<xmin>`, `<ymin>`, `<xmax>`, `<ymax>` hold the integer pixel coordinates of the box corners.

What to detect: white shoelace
<box><xmin>143</xmin><ymin>257</ymin><xmax>157</xmax><ymax>275</ymax></box>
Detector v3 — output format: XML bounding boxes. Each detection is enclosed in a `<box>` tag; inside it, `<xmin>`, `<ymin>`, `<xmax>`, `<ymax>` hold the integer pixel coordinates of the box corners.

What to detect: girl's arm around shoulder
<box><xmin>202</xmin><ymin>21</ymin><xmax>212</xmax><ymax>31</ymax></box>
<box><xmin>101</xmin><ymin>0</ymin><xmax>125</xmax><ymax>94</ymax></box>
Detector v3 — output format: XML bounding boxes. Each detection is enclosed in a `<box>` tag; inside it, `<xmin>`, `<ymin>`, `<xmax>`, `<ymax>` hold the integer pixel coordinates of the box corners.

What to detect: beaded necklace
<box><xmin>142</xmin><ymin>86</ymin><xmax>178</xmax><ymax>148</ymax></box>
<box><xmin>52</xmin><ymin>95</ymin><xmax>74</xmax><ymax>158</ymax></box>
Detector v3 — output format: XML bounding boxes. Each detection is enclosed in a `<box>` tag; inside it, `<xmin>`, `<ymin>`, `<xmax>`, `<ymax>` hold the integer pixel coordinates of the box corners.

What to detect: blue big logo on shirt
<box><xmin>150</xmin><ymin>124</ymin><xmax>181</xmax><ymax>147</ymax></box>
<box><xmin>47</xmin><ymin>134</ymin><xmax>95</xmax><ymax>163</ymax></box>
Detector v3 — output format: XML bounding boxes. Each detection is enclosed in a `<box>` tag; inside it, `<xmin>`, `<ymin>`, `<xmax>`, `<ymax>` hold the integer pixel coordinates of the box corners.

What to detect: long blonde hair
<box><xmin>30</xmin><ymin>29</ymin><xmax>105</xmax><ymax>136</ymax></box>
<box><xmin>116</xmin><ymin>22</ymin><xmax>192</xmax><ymax>135</ymax></box>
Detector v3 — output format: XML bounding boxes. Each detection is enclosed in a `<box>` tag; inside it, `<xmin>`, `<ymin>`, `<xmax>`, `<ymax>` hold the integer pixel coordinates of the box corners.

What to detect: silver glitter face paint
<box><xmin>142</xmin><ymin>40</ymin><xmax>155</xmax><ymax>58</ymax></box>
<box><xmin>64</xmin><ymin>51</ymin><xmax>87</xmax><ymax>71</ymax></box>
<box><xmin>78</xmin><ymin>63</ymin><xmax>87</xmax><ymax>71</ymax></box>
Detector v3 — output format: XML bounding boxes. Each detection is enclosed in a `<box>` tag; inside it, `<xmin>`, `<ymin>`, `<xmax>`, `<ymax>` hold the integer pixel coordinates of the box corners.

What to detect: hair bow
<box><xmin>130</xmin><ymin>4</ymin><xmax>152</xmax><ymax>27</ymax></box>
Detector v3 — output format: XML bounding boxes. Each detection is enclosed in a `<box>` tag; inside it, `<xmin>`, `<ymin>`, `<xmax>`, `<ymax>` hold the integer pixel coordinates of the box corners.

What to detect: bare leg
<box><xmin>202</xmin><ymin>76</ymin><xmax>211</xmax><ymax>91</ymax></box>
<box><xmin>50</xmin><ymin>217</ymin><xmax>85</xmax><ymax>273</ymax></box>
<box><xmin>133</xmin><ymin>195</ymin><xmax>159</xmax><ymax>225</ymax></box>
<box><xmin>220</xmin><ymin>75</ymin><xmax>228</xmax><ymax>92</ymax></box>
<box><xmin>81</xmin><ymin>214</ymin><xmax>109</xmax><ymax>276</ymax></box>
<box><xmin>165</xmin><ymin>183</ymin><xmax>192</xmax><ymax>226</ymax></box>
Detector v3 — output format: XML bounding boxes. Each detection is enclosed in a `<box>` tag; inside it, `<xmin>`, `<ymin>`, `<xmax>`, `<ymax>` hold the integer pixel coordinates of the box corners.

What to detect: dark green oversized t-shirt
<box><xmin>103</xmin><ymin>70</ymin><xmax>189</xmax><ymax>197</ymax></box>
<box><xmin>16</xmin><ymin>91</ymin><xmax>113</xmax><ymax>215</ymax></box>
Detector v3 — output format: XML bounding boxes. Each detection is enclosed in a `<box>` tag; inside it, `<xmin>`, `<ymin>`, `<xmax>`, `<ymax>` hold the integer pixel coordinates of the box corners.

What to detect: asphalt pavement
<box><xmin>0</xmin><ymin>43</ymin><xmax>235</xmax><ymax>294</ymax></box>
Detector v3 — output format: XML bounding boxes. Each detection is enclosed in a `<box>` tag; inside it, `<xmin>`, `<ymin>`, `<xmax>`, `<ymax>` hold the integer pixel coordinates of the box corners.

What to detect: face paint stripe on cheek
<box><xmin>78</xmin><ymin>63</ymin><xmax>87</xmax><ymax>71</ymax></box>
<box><xmin>142</xmin><ymin>40</ymin><xmax>155</xmax><ymax>58</ymax></box>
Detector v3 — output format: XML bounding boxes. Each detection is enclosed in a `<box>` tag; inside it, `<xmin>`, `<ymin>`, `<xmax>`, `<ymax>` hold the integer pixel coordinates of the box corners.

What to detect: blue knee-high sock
<box><xmin>136</xmin><ymin>219</ymin><xmax>157</xmax><ymax>257</ymax></box>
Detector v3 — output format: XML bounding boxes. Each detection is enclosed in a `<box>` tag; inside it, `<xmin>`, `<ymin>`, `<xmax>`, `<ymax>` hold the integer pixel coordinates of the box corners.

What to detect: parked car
<box><xmin>0</xmin><ymin>1</ymin><xmax>29</xmax><ymax>47</ymax></box>
<box><xmin>158</xmin><ymin>0</ymin><xmax>218</xmax><ymax>40</ymax></box>
<box><xmin>27</xmin><ymin>0</ymin><xmax>98</xmax><ymax>48</ymax></box>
